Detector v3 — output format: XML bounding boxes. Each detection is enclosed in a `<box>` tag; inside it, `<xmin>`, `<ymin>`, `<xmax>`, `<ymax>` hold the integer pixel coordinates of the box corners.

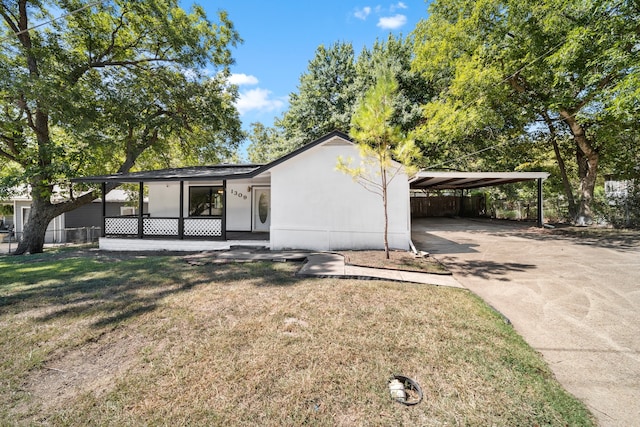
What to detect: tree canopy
<box><xmin>277</xmin><ymin>42</ymin><xmax>358</xmax><ymax>147</ymax></box>
<box><xmin>411</xmin><ymin>0</ymin><xmax>640</xmax><ymax>222</ymax></box>
<box><xmin>0</xmin><ymin>0</ymin><xmax>243</xmax><ymax>254</ymax></box>
<box><xmin>247</xmin><ymin>35</ymin><xmax>430</xmax><ymax>163</ymax></box>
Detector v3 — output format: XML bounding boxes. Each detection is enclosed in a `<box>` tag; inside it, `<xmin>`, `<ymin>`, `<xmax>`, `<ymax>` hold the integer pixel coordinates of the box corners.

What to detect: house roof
<box><xmin>71</xmin><ymin>130</ymin><xmax>353</xmax><ymax>184</ymax></box>
<box><xmin>410</xmin><ymin>171</ymin><xmax>549</xmax><ymax>190</ymax></box>
<box><xmin>72</xmin><ymin>164</ymin><xmax>263</xmax><ymax>183</ymax></box>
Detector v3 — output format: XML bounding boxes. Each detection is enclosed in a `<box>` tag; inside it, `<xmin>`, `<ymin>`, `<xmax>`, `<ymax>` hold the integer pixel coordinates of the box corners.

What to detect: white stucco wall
<box><xmin>226</xmin><ymin>180</ymin><xmax>253</xmax><ymax>231</ymax></box>
<box><xmin>148</xmin><ymin>183</ymin><xmax>181</xmax><ymax>217</ymax></box>
<box><xmin>268</xmin><ymin>137</ymin><xmax>410</xmax><ymax>251</ymax></box>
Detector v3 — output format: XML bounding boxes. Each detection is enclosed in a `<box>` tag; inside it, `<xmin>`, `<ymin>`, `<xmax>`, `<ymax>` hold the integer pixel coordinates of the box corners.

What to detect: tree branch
<box><xmin>0</xmin><ymin>3</ymin><xmax>20</xmax><ymax>35</ymax></box>
<box><xmin>0</xmin><ymin>133</ymin><xmax>20</xmax><ymax>158</ymax></box>
<box><xmin>0</xmin><ymin>146</ymin><xmax>18</xmax><ymax>162</ymax></box>
<box><xmin>571</xmin><ymin>73</ymin><xmax>615</xmax><ymax>113</ymax></box>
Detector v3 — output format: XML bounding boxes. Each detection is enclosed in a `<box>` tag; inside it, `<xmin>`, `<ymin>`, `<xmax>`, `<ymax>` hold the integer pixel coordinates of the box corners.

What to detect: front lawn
<box><xmin>0</xmin><ymin>248</ymin><xmax>594</xmax><ymax>426</ymax></box>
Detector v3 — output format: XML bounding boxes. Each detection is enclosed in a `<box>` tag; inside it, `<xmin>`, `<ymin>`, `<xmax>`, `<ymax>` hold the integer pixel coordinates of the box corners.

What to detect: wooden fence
<box><xmin>410</xmin><ymin>195</ymin><xmax>487</xmax><ymax>218</ymax></box>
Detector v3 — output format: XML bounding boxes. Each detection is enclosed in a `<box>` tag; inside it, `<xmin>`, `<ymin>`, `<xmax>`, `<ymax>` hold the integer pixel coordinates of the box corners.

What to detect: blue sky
<box><xmin>187</xmin><ymin>1</ymin><xmax>431</xmax><ymax>131</ymax></box>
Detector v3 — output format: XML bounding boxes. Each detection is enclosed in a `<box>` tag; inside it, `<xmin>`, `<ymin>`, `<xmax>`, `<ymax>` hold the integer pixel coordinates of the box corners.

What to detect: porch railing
<box><xmin>104</xmin><ymin>216</ymin><xmax>224</xmax><ymax>239</ymax></box>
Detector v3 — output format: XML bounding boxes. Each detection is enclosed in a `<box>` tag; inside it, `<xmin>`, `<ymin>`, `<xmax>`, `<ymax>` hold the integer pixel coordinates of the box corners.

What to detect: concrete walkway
<box><xmin>412</xmin><ymin>217</ymin><xmax>640</xmax><ymax>427</ymax></box>
<box><xmin>188</xmin><ymin>248</ymin><xmax>464</xmax><ymax>289</ymax></box>
<box><xmin>298</xmin><ymin>253</ymin><xmax>464</xmax><ymax>288</ymax></box>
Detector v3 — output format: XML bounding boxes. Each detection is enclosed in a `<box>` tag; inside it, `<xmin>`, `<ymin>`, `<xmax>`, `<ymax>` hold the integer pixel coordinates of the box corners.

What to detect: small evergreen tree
<box><xmin>338</xmin><ymin>68</ymin><xmax>420</xmax><ymax>258</ymax></box>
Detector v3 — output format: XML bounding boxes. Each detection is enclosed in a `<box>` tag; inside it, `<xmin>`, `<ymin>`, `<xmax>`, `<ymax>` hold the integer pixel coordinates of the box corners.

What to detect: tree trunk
<box><xmin>560</xmin><ymin>111</ymin><xmax>599</xmax><ymax>225</ymax></box>
<box><xmin>542</xmin><ymin>111</ymin><xmax>578</xmax><ymax>219</ymax></box>
<box><xmin>13</xmin><ymin>184</ymin><xmax>117</xmax><ymax>255</ymax></box>
<box><xmin>13</xmin><ymin>185</ymin><xmax>56</xmax><ymax>254</ymax></box>
<box><xmin>381</xmin><ymin>166</ymin><xmax>390</xmax><ymax>259</ymax></box>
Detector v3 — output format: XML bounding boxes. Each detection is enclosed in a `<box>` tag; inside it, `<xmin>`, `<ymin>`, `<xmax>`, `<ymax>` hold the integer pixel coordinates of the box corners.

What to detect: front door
<box><xmin>253</xmin><ymin>188</ymin><xmax>271</xmax><ymax>232</ymax></box>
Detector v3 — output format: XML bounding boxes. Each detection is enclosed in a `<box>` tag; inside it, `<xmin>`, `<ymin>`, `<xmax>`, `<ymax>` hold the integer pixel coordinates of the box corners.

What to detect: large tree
<box><xmin>246</xmin><ymin>42</ymin><xmax>357</xmax><ymax>162</ymax></box>
<box><xmin>412</xmin><ymin>0</ymin><xmax>639</xmax><ymax>223</ymax></box>
<box><xmin>0</xmin><ymin>0</ymin><xmax>243</xmax><ymax>254</ymax></box>
<box><xmin>247</xmin><ymin>35</ymin><xmax>431</xmax><ymax>163</ymax></box>
<box><xmin>353</xmin><ymin>34</ymin><xmax>433</xmax><ymax>137</ymax></box>
<box><xmin>277</xmin><ymin>42</ymin><xmax>358</xmax><ymax>147</ymax></box>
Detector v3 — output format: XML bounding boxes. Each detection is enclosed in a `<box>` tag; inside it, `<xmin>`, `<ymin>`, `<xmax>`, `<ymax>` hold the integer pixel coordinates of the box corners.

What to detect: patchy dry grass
<box><xmin>0</xmin><ymin>248</ymin><xmax>594</xmax><ymax>426</ymax></box>
<box><xmin>341</xmin><ymin>250</ymin><xmax>450</xmax><ymax>274</ymax></box>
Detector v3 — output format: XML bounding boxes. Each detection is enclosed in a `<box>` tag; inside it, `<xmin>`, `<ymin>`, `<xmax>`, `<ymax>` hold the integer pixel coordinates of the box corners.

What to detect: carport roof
<box><xmin>410</xmin><ymin>171</ymin><xmax>549</xmax><ymax>190</ymax></box>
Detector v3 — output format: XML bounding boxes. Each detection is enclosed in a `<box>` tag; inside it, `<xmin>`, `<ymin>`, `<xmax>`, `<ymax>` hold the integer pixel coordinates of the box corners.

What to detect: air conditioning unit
<box><xmin>120</xmin><ymin>206</ymin><xmax>136</xmax><ymax>216</ymax></box>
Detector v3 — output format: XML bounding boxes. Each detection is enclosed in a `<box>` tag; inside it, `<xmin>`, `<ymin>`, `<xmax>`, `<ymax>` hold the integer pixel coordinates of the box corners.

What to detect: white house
<box><xmin>73</xmin><ymin>131</ymin><xmax>412</xmax><ymax>252</ymax></box>
<box><xmin>72</xmin><ymin>131</ymin><xmax>550</xmax><ymax>252</ymax></box>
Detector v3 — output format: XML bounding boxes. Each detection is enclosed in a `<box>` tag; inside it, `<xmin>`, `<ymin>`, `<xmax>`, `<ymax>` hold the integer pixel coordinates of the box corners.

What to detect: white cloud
<box><xmin>390</xmin><ymin>2</ymin><xmax>408</xmax><ymax>11</ymax></box>
<box><xmin>354</xmin><ymin>6</ymin><xmax>372</xmax><ymax>20</ymax></box>
<box><xmin>228</xmin><ymin>73</ymin><xmax>259</xmax><ymax>86</ymax></box>
<box><xmin>235</xmin><ymin>88</ymin><xmax>285</xmax><ymax>115</ymax></box>
<box><xmin>377</xmin><ymin>14</ymin><xmax>407</xmax><ymax>29</ymax></box>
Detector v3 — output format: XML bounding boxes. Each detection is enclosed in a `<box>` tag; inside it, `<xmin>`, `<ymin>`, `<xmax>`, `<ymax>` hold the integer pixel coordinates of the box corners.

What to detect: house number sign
<box><xmin>230</xmin><ymin>189</ymin><xmax>247</xmax><ymax>200</ymax></box>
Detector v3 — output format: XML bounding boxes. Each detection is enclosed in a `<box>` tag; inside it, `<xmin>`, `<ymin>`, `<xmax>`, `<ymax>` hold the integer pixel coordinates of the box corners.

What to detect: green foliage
<box><xmin>341</xmin><ymin>67</ymin><xmax>420</xmax><ymax>186</ymax></box>
<box><xmin>593</xmin><ymin>181</ymin><xmax>640</xmax><ymax>229</ymax></box>
<box><xmin>277</xmin><ymin>42</ymin><xmax>358</xmax><ymax>147</ymax></box>
<box><xmin>0</xmin><ymin>0</ymin><xmax>242</xmax><ymax>180</ymax></box>
<box><xmin>247</xmin><ymin>35</ymin><xmax>431</xmax><ymax>162</ymax></box>
<box><xmin>411</xmin><ymin>0</ymin><xmax>639</xmax><ymax>220</ymax></box>
<box><xmin>0</xmin><ymin>204</ymin><xmax>12</xmax><ymax>216</ymax></box>
<box><xmin>0</xmin><ymin>0</ymin><xmax>243</xmax><ymax>253</ymax></box>
<box><xmin>353</xmin><ymin>34</ymin><xmax>433</xmax><ymax>134</ymax></box>
<box><xmin>339</xmin><ymin>67</ymin><xmax>420</xmax><ymax>257</ymax></box>
<box><xmin>245</xmin><ymin>122</ymin><xmax>289</xmax><ymax>164</ymax></box>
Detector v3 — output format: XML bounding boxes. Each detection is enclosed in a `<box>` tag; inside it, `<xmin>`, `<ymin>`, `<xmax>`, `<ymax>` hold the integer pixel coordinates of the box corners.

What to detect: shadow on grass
<box><xmin>0</xmin><ymin>249</ymin><xmax>302</xmax><ymax>329</ymax></box>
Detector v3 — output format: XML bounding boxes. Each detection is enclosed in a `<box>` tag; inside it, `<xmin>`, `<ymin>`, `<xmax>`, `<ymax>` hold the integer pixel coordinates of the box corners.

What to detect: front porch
<box><xmin>70</xmin><ymin>164</ymin><xmax>273</xmax><ymax>251</ymax></box>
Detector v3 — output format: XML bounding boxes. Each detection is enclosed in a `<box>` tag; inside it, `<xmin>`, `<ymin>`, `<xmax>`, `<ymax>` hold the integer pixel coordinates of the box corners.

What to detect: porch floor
<box><xmin>99</xmin><ymin>232</ymin><xmax>270</xmax><ymax>252</ymax></box>
<box><xmin>226</xmin><ymin>231</ymin><xmax>270</xmax><ymax>241</ymax></box>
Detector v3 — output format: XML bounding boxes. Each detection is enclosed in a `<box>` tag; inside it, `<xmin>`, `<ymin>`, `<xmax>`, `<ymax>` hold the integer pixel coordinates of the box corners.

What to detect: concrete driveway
<box><xmin>412</xmin><ymin>218</ymin><xmax>640</xmax><ymax>427</ymax></box>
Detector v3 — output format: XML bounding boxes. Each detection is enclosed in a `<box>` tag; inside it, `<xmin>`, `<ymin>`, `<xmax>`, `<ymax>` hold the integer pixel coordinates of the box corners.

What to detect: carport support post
<box><xmin>537</xmin><ymin>178</ymin><xmax>544</xmax><ymax>227</ymax></box>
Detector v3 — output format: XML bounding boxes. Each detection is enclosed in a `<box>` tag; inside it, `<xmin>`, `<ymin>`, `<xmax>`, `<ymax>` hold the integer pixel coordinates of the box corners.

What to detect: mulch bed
<box><xmin>340</xmin><ymin>250</ymin><xmax>451</xmax><ymax>275</ymax></box>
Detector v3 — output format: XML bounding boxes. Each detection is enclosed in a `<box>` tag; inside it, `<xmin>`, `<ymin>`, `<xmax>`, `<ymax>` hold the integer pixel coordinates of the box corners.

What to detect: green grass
<box><xmin>0</xmin><ymin>248</ymin><xmax>594</xmax><ymax>426</ymax></box>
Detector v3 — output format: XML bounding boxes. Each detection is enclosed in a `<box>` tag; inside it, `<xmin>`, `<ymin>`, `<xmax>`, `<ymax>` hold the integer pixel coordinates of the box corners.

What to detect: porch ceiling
<box><xmin>410</xmin><ymin>171</ymin><xmax>549</xmax><ymax>190</ymax></box>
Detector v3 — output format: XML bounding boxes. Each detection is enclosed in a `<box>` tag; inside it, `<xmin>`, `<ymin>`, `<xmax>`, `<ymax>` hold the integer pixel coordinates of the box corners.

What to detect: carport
<box><xmin>410</xmin><ymin>171</ymin><xmax>550</xmax><ymax>226</ymax></box>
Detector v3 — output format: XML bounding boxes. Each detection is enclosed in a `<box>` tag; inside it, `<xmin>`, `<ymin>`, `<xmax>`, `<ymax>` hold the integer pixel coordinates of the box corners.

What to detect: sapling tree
<box><xmin>338</xmin><ymin>68</ymin><xmax>420</xmax><ymax>258</ymax></box>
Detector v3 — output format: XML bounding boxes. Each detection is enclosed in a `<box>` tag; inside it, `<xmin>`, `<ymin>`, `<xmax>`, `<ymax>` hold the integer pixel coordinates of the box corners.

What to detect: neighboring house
<box><xmin>72</xmin><ymin>131</ymin><xmax>550</xmax><ymax>252</ymax></box>
<box><xmin>4</xmin><ymin>189</ymin><xmax>146</xmax><ymax>244</ymax></box>
<box><xmin>604</xmin><ymin>175</ymin><xmax>635</xmax><ymax>204</ymax></box>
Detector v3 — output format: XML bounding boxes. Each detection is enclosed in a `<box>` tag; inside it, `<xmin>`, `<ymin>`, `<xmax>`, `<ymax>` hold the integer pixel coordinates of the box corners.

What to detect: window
<box><xmin>189</xmin><ymin>186</ymin><xmax>224</xmax><ymax>216</ymax></box>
